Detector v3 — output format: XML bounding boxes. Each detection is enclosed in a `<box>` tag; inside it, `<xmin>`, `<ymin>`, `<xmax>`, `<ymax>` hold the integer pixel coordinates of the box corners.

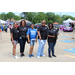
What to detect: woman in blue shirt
<box><xmin>27</xmin><ymin>24</ymin><xmax>38</xmax><ymax>58</ymax></box>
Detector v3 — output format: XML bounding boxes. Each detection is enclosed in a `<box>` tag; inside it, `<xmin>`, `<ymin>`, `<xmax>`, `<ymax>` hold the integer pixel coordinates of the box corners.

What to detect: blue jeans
<box><xmin>48</xmin><ymin>43</ymin><xmax>56</xmax><ymax>56</ymax></box>
<box><xmin>30</xmin><ymin>40</ymin><xmax>35</xmax><ymax>46</ymax></box>
<box><xmin>37</xmin><ymin>39</ymin><xmax>46</xmax><ymax>56</ymax></box>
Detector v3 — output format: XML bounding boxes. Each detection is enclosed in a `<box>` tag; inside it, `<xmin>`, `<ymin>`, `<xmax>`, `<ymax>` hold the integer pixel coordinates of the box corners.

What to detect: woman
<box><xmin>11</xmin><ymin>23</ymin><xmax>19</xmax><ymax>59</ymax></box>
<box><xmin>47</xmin><ymin>23</ymin><xmax>59</xmax><ymax>58</ymax></box>
<box><xmin>27</xmin><ymin>24</ymin><xmax>38</xmax><ymax>58</ymax></box>
<box><xmin>37</xmin><ymin>20</ymin><xmax>48</xmax><ymax>58</ymax></box>
<box><xmin>17</xmin><ymin>20</ymin><xmax>28</xmax><ymax>57</ymax></box>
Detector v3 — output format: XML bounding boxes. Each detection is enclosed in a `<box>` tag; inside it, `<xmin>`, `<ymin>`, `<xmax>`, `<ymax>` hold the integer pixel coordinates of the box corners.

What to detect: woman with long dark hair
<box><xmin>17</xmin><ymin>20</ymin><xmax>28</xmax><ymax>57</ymax></box>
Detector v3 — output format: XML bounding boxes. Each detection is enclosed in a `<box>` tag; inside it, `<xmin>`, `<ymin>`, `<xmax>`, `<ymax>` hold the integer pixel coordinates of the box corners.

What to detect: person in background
<box><xmin>47</xmin><ymin>23</ymin><xmax>59</xmax><ymax>58</ymax></box>
<box><xmin>10</xmin><ymin>23</ymin><xmax>19</xmax><ymax>59</ymax></box>
<box><xmin>5</xmin><ymin>24</ymin><xmax>8</xmax><ymax>33</ymax></box>
<box><xmin>37</xmin><ymin>20</ymin><xmax>48</xmax><ymax>58</ymax></box>
<box><xmin>71</xmin><ymin>23</ymin><xmax>75</xmax><ymax>39</ymax></box>
<box><xmin>3</xmin><ymin>24</ymin><xmax>5</xmax><ymax>31</ymax></box>
<box><xmin>17</xmin><ymin>24</ymin><xmax>18</xmax><ymax>28</ymax></box>
<box><xmin>27</xmin><ymin>24</ymin><xmax>38</xmax><ymax>58</ymax></box>
<box><xmin>17</xmin><ymin>20</ymin><xmax>28</xmax><ymax>57</ymax></box>
<box><xmin>9</xmin><ymin>24</ymin><xmax>12</xmax><ymax>32</ymax></box>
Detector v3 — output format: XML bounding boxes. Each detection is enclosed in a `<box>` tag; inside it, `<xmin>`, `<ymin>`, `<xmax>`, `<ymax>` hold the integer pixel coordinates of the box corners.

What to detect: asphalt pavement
<box><xmin>0</xmin><ymin>29</ymin><xmax>75</xmax><ymax>62</ymax></box>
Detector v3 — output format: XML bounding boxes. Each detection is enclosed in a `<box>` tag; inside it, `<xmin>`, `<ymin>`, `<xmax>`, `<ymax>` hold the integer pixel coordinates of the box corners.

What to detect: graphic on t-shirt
<box><xmin>31</xmin><ymin>31</ymin><xmax>36</xmax><ymax>35</ymax></box>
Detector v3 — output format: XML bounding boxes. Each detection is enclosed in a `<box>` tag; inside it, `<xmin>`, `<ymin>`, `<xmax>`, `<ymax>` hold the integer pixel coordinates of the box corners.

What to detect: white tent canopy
<box><xmin>0</xmin><ymin>19</ymin><xmax>6</xmax><ymax>24</ymax></box>
<box><xmin>63</xmin><ymin>18</ymin><xmax>75</xmax><ymax>24</ymax></box>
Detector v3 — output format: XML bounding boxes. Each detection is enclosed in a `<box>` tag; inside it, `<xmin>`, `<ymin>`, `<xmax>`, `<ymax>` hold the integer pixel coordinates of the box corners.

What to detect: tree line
<box><xmin>0</xmin><ymin>12</ymin><xmax>75</xmax><ymax>24</ymax></box>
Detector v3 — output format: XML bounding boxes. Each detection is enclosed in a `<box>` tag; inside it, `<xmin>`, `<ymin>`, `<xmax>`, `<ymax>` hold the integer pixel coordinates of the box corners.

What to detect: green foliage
<box><xmin>0</xmin><ymin>12</ymin><xmax>75</xmax><ymax>24</ymax></box>
<box><xmin>0</xmin><ymin>12</ymin><xmax>21</xmax><ymax>21</ymax></box>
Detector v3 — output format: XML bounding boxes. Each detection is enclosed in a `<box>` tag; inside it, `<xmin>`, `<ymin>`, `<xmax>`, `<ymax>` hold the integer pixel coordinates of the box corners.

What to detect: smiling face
<box><xmin>13</xmin><ymin>23</ymin><xmax>17</xmax><ymax>28</ymax></box>
<box><xmin>49</xmin><ymin>24</ymin><xmax>53</xmax><ymax>29</ymax></box>
<box><xmin>31</xmin><ymin>24</ymin><xmax>34</xmax><ymax>29</ymax></box>
<box><xmin>22</xmin><ymin>21</ymin><xmax>25</xmax><ymax>27</ymax></box>
<box><xmin>41</xmin><ymin>21</ymin><xmax>46</xmax><ymax>26</ymax></box>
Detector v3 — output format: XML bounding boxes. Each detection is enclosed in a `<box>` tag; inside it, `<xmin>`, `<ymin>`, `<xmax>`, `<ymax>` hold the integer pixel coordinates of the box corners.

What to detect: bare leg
<box><xmin>13</xmin><ymin>44</ymin><xmax>16</xmax><ymax>56</ymax></box>
<box><xmin>29</xmin><ymin>45</ymin><xmax>34</xmax><ymax>55</ymax></box>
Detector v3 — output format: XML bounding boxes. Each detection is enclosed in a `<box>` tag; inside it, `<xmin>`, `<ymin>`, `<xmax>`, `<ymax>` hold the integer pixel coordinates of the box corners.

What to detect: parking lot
<box><xmin>0</xmin><ymin>29</ymin><xmax>75</xmax><ymax>62</ymax></box>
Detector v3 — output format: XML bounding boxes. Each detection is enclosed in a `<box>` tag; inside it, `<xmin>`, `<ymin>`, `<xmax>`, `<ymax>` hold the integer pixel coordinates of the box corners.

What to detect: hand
<box><xmin>12</xmin><ymin>40</ymin><xmax>14</xmax><ymax>44</ymax></box>
<box><xmin>28</xmin><ymin>40</ymin><xmax>30</xmax><ymax>43</ymax></box>
<box><xmin>58</xmin><ymin>33</ymin><xmax>59</xmax><ymax>35</ymax></box>
<box><xmin>39</xmin><ymin>37</ymin><xmax>41</xmax><ymax>40</ymax></box>
<box><xmin>36</xmin><ymin>40</ymin><xmax>37</xmax><ymax>43</ymax></box>
<box><xmin>53</xmin><ymin>36</ymin><xmax>55</xmax><ymax>38</ymax></box>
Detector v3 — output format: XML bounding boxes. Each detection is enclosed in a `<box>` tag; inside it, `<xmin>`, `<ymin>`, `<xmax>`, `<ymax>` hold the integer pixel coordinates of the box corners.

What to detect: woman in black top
<box><xmin>17</xmin><ymin>20</ymin><xmax>28</xmax><ymax>57</ymax></box>
<box><xmin>11</xmin><ymin>23</ymin><xmax>19</xmax><ymax>59</ymax></box>
<box><xmin>47</xmin><ymin>23</ymin><xmax>59</xmax><ymax>58</ymax></box>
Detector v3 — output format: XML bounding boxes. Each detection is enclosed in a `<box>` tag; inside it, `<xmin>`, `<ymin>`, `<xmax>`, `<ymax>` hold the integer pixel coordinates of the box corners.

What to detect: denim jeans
<box><xmin>37</xmin><ymin>39</ymin><xmax>46</xmax><ymax>56</ymax></box>
<box><xmin>48</xmin><ymin>43</ymin><xmax>56</xmax><ymax>56</ymax></box>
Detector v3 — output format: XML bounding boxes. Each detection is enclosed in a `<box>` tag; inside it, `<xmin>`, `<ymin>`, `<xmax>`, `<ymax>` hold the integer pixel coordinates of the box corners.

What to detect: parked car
<box><xmin>63</xmin><ymin>24</ymin><xmax>73</xmax><ymax>32</ymax></box>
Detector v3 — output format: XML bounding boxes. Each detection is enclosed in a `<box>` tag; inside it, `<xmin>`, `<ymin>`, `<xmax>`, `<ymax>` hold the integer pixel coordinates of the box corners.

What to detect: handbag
<box><xmin>26</xmin><ymin>29</ymin><xmax>30</xmax><ymax>43</ymax></box>
<box><xmin>21</xmin><ymin>35</ymin><xmax>26</xmax><ymax>39</ymax></box>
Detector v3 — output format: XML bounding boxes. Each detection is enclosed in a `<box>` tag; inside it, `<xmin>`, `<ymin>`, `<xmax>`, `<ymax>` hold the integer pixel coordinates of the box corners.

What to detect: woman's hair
<box><xmin>20</xmin><ymin>20</ymin><xmax>26</xmax><ymax>26</ymax></box>
<box><xmin>41</xmin><ymin>20</ymin><xmax>46</xmax><ymax>23</ymax></box>
<box><xmin>30</xmin><ymin>24</ymin><xmax>34</xmax><ymax>27</ymax></box>
<box><xmin>48</xmin><ymin>23</ymin><xmax>54</xmax><ymax>29</ymax></box>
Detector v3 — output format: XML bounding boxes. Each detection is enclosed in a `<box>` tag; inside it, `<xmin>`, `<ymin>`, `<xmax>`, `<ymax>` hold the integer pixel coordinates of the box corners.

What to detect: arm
<box><xmin>37</xmin><ymin>31</ymin><xmax>41</xmax><ymax>40</ymax></box>
<box><xmin>36</xmin><ymin>36</ymin><xmax>37</xmax><ymax>42</ymax></box>
<box><xmin>47</xmin><ymin>35</ymin><xmax>55</xmax><ymax>38</ymax></box>
<box><xmin>27</xmin><ymin>34</ymin><xmax>30</xmax><ymax>43</ymax></box>
<box><xmin>10</xmin><ymin>33</ymin><xmax>14</xmax><ymax>44</ymax></box>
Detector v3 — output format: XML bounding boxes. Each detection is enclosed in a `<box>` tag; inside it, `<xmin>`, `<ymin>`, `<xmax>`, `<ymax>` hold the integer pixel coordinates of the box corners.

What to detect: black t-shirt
<box><xmin>17</xmin><ymin>26</ymin><xmax>28</xmax><ymax>37</ymax></box>
<box><xmin>47</xmin><ymin>29</ymin><xmax>58</xmax><ymax>43</ymax></box>
<box><xmin>11</xmin><ymin>28</ymin><xmax>19</xmax><ymax>41</ymax></box>
<box><xmin>37</xmin><ymin>25</ymin><xmax>48</xmax><ymax>40</ymax></box>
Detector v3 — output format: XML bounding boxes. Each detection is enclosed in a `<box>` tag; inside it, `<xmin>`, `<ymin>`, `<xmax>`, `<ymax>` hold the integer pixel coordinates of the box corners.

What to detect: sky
<box><xmin>0</xmin><ymin>12</ymin><xmax>75</xmax><ymax>17</ymax></box>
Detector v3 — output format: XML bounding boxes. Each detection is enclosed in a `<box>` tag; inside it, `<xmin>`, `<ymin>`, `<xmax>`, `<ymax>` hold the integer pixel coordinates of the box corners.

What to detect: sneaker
<box><xmin>49</xmin><ymin>55</ymin><xmax>52</xmax><ymax>58</ymax></box>
<box><xmin>29</xmin><ymin>55</ymin><xmax>31</xmax><ymax>58</ymax></box>
<box><xmin>40</xmin><ymin>55</ymin><xmax>45</xmax><ymax>57</ymax></box>
<box><xmin>12</xmin><ymin>54</ymin><xmax>14</xmax><ymax>57</ymax></box>
<box><xmin>31</xmin><ymin>54</ymin><xmax>34</xmax><ymax>57</ymax></box>
<box><xmin>52</xmin><ymin>55</ymin><xmax>56</xmax><ymax>57</ymax></box>
<box><xmin>22</xmin><ymin>54</ymin><xmax>25</xmax><ymax>56</ymax></box>
<box><xmin>14</xmin><ymin>55</ymin><xmax>18</xmax><ymax>59</ymax></box>
<box><xmin>20</xmin><ymin>54</ymin><xmax>23</xmax><ymax>57</ymax></box>
<box><xmin>37</xmin><ymin>56</ymin><xmax>40</xmax><ymax>58</ymax></box>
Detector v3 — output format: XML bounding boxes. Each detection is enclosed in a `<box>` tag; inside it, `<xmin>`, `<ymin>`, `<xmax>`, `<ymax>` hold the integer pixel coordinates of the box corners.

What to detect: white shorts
<box><xmin>12</xmin><ymin>40</ymin><xmax>18</xmax><ymax>45</ymax></box>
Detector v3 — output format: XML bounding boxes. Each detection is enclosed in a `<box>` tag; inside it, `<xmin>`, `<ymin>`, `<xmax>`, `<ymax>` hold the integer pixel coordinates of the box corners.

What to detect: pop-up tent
<box><xmin>0</xmin><ymin>19</ymin><xmax>6</xmax><ymax>24</ymax></box>
<box><xmin>63</xmin><ymin>18</ymin><xmax>75</xmax><ymax>23</ymax></box>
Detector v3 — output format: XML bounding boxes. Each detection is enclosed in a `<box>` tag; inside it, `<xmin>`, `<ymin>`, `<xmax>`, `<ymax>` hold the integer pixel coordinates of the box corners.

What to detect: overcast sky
<box><xmin>0</xmin><ymin>12</ymin><xmax>75</xmax><ymax>17</ymax></box>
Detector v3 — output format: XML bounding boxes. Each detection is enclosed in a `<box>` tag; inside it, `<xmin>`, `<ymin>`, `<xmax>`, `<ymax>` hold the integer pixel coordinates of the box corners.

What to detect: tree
<box><xmin>62</xmin><ymin>15</ymin><xmax>75</xmax><ymax>20</ymax></box>
<box><xmin>7</xmin><ymin>12</ymin><xmax>15</xmax><ymax>21</ymax></box>
<box><xmin>13</xmin><ymin>15</ymin><xmax>21</xmax><ymax>21</ymax></box>
<box><xmin>20</xmin><ymin>12</ymin><xmax>27</xmax><ymax>19</ymax></box>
